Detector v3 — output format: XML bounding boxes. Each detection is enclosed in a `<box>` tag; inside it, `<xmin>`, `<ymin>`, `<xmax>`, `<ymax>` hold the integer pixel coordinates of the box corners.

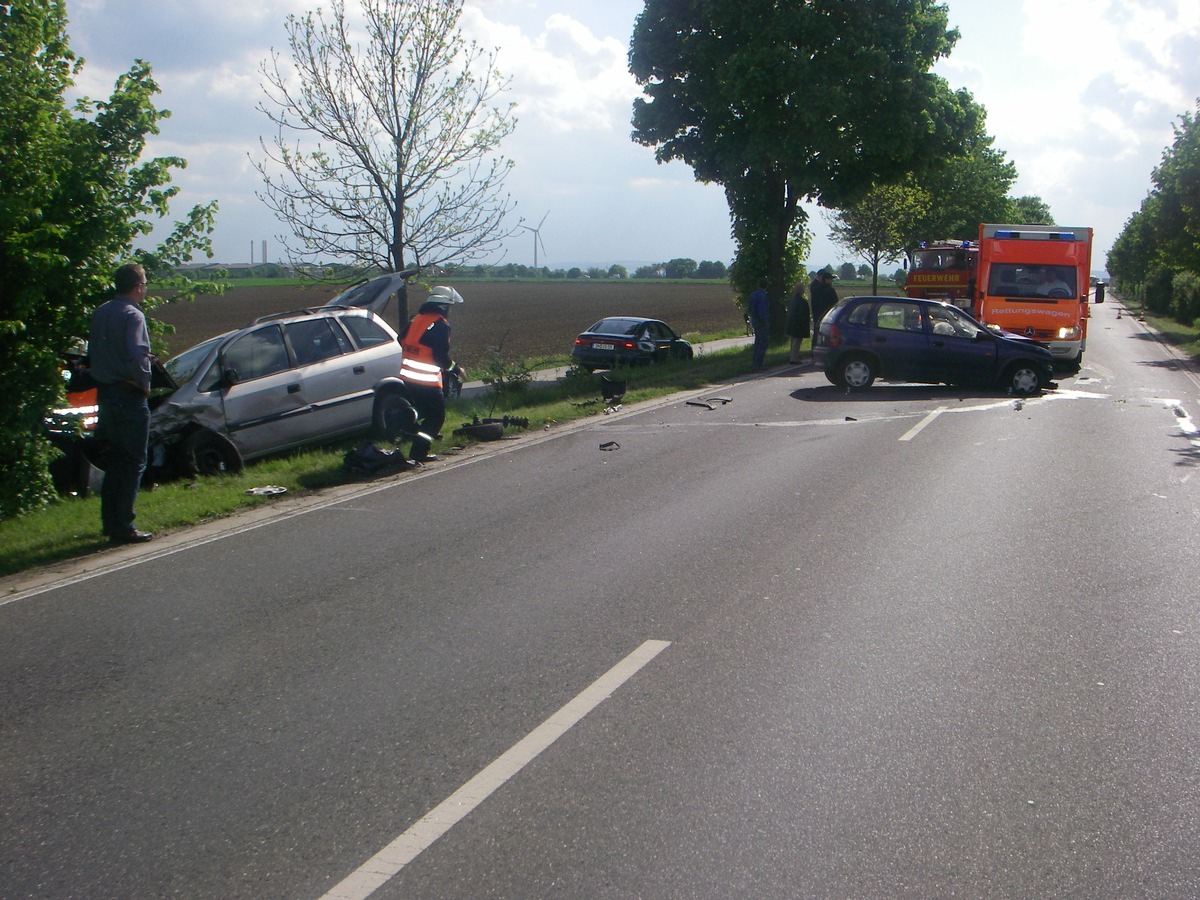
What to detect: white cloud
<box><xmin>55</xmin><ymin>0</ymin><xmax>1200</xmax><ymax>271</ymax></box>
<box><xmin>465</xmin><ymin>9</ymin><xmax>634</xmax><ymax>134</ymax></box>
<box><xmin>934</xmin><ymin>0</ymin><xmax>1199</xmax><ymax>269</ymax></box>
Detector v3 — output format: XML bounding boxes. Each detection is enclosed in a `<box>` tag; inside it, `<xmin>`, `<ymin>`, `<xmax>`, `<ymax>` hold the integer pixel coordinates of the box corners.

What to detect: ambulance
<box><xmin>975</xmin><ymin>223</ymin><xmax>1093</xmax><ymax>371</ymax></box>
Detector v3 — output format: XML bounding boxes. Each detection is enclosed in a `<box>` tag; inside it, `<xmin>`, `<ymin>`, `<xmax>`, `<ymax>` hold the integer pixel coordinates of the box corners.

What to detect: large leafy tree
<box><xmin>1006</xmin><ymin>195</ymin><xmax>1054</xmax><ymax>226</ymax></box>
<box><xmin>1108</xmin><ymin>100</ymin><xmax>1200</xmax><ymax>300</ymax></box>
<box><xmin>0</xmin><ymin>0</ymin><xmax>219</xmax><ymax>517</ymax></box>
<box><xmin>840</xmin><ymin>132</ymin><xmax>1017</xmax><ymax>252</ymax></box>
<box><xmin>257</xmin><ymin>0</ymin><xmax>517</xmax><ymax>323</ymax></box>
<box><xmin>1108</xmin><ymin>197</ymin><xmax>1160</xmax><ymax>287</ymax></box>
<box><xmin>826</xmin><ymin>182</ymin><xmax>925</xmax><ymax>294</ymax></box>
<box><xmin>827</xmin><ymin>126</ymin><xmax>1042</xmax><ymax>286</ymax></box>
<box><xmin>629</xmin><ymin>0</ymin><xmax>980</xmax><ymax>327</ymax></box>
<box><xmin>909</xmin><ymin>136</ymin><xmax>1018</xmax><ymax>241</ymax></box>
<box><xmin>1149</xmin><ymin>101</ymin><xmax>1200</xmax><ymax>275</ymax></box>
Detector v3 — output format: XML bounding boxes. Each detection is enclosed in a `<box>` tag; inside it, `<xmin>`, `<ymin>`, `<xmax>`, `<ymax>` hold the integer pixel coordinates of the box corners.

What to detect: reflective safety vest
<box><xmin>400</xmin><ymin>311</ymin><xmax>445</xmax><ymax>389</ymax></box>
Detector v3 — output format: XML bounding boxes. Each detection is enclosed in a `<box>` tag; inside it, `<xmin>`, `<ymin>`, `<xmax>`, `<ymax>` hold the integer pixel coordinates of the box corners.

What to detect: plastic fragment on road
<box><xmin>244</xmin><ymin>485</ymin><xmax>287</xmax><ymax>497</ymax></box>
<box><xmin>599</xmin><ymin>441</ymin><xmax>620</xmax><ymax>451</ymax></box>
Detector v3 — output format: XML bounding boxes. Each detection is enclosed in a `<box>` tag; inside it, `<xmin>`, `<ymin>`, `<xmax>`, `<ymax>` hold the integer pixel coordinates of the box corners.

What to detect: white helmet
<box><xmin>428</xmin><ymin>285</ymin><xmax>464</xmax><ymax>307</ymax></box>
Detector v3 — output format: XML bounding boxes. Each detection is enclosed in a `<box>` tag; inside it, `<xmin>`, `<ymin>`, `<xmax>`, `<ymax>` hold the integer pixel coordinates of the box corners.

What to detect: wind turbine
<box><xmin>519</xmin><ymin>212</ymin><xmax>548</xmax><ymax>268</ymax></box>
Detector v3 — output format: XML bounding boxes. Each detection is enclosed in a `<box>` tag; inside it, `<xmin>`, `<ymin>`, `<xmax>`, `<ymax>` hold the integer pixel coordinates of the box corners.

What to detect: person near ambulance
<box><xmin>398</xmin><ymin>285</ymin><xmax>466</xmax><ymax>462</ymax></box>
<box><xmin>1035</xmin><ymin>266</ymin><xmax>1072</xmax><ymax>297</ymax></box>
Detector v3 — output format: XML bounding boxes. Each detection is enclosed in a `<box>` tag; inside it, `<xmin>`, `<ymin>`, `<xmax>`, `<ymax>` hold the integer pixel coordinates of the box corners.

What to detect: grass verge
<box><xmin>1</xmin><ymin>341</ymin><xmax>770</xmax><ymax>581</ymax></box>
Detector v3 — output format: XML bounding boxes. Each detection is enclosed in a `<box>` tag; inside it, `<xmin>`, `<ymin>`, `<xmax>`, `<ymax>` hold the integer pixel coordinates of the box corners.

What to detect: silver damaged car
<box><xmin>148</xmin><ymin>273</ymin><xmax>416</xmax><ymax>477</ymax></box>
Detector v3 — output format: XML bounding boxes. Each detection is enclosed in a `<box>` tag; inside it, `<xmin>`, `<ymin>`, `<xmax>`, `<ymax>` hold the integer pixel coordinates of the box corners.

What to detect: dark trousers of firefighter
<box><xmin>96</xmin><ymin>382</ymin><xmax>149</xmax><ymax>537</ymax></box>
<box><xmin>406</xmin><ymin>382</ymin><xmax>445</xmax><ymax>460</ymax></box>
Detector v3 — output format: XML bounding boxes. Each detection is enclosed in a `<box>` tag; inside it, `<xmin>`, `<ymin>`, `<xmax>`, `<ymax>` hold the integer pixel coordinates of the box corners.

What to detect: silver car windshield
<box><xmin>164</xmin><ymin>335</ymin><xmax>225</xmax><ymax>385</ymax></box>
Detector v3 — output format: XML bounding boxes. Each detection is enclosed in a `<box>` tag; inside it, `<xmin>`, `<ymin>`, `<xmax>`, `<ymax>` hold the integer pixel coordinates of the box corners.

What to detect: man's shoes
<box><xmin>413</xmin><ymin>453</ymin><xmax>439</xmax><ymax>463</ymax></box>
<box><xmin>109</xmin><ymin>529</ymin><xmax>154</xmax><ymax>544</ymax></box>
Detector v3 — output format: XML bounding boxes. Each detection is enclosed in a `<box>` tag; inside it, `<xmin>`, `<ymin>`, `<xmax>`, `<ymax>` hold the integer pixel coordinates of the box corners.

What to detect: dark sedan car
<box><xmin>571</xmin><ymin>317</ymin><xmax>694</xmax><ymax>371</ymax></box>
<box><xmin>812</xmin><ymin>296</ymin><xmax>1054</xmax><ymax>394</ymax></box>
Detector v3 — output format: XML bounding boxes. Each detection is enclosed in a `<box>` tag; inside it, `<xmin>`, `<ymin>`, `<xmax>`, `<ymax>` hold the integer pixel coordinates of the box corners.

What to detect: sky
<box><xmin>61</xmin><ymin>0</ymin><xmax>1200</xmax><ymax>275</ymax></box>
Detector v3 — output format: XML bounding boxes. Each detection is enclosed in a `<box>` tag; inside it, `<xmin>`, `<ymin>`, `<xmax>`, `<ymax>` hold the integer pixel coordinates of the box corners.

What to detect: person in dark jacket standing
<box><xmin>810</xmin><ymin>269</ymin><xmax>839</xmax><ymax>329</ymax></box>
<box><xmin>89</xmin><ymin>263</ymin><xmax>154</xmax><ymax>543</ymax></box>
<box><xmin>785</xmin><ymin>282</ymin><xmax>811</xmax><ymax>364</ymax></box>
<box><xmin>748</xmin><ymin>277</ymin><xmax>770</xmax><ymax>369</ymax></box>
<box><xmin>398</xmin><ymin>286</ymin><xmax>466</xmax><ymax>463</ymax></box>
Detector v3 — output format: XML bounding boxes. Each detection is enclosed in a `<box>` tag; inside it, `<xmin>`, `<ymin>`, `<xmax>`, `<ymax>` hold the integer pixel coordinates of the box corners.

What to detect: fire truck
<box><xmin>904</xmin><ymin>240</ymin><xmax>978</xmax><ymax>309</ymax></box>
<box><xmin>975</xmin><ymin>223</ymin><xmax>1093</xmax><ymax>371</ymax></box>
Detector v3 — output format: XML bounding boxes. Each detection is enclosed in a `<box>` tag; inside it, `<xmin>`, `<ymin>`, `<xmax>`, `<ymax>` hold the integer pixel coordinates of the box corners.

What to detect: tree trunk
<box><xmin>766</xmin><ymin>175</ymin><xmax>797</xmax><ymax>337</ymax></box>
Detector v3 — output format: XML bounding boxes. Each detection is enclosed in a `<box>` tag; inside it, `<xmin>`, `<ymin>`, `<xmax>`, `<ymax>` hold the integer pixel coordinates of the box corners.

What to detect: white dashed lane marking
<box><xmin>320</xmin><ymin>639</ymin><xmax>672</xmax><ymax>900</ymax></box>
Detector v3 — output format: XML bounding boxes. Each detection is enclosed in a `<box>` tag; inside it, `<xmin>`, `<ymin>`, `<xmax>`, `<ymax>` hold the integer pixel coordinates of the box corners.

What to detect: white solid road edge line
<box><xmin>320</xmin><ymin>639</ymin><xmax>673</xmax><ymax>900</ymax></box>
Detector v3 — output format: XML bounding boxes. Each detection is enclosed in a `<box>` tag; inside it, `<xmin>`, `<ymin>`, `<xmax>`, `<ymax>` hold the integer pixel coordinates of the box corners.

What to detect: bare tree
<box><xmin>256</xmin><ymin>0</ymin><xmax>517</xmax><ymax>313</ymax></box>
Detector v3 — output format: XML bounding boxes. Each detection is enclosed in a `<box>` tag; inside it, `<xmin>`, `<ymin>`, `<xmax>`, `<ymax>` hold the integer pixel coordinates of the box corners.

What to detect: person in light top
<box><xmin>1035</xmin><ymin>267</ymin><xmax>1072</xmax><ymax>297</ymax></box>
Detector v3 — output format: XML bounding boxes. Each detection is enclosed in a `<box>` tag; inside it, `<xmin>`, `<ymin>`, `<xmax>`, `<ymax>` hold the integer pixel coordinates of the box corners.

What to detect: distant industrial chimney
<box><xmin>250</xmin><ymin>241</ymin><xmax>255</xmax><ymax>265</ymax></box>
<box><xmin>262</xmin><ymin>241</ymin><xmax>268</xmax><ymax>265</ymax></box>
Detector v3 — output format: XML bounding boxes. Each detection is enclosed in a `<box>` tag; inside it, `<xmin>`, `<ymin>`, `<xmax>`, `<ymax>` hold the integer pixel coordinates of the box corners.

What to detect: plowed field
<box><xmin>152</xmin><ymin>280</ymin><xmax>744</xmax><ymax>370</ymax></box>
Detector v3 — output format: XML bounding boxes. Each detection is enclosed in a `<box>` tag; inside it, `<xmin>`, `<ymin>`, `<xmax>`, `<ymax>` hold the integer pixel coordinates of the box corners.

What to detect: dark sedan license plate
<box><xmin>592</xmin><ymin>342</ymin><xmax>615</xmax><ymax>351</ymax></box>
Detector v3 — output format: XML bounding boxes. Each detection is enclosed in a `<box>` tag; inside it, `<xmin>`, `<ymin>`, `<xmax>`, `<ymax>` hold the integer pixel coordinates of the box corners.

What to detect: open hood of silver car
<box><xmin>321</xmin><ymin>268</ymin><xmax>419</xmax><ymax>315</ymax></box>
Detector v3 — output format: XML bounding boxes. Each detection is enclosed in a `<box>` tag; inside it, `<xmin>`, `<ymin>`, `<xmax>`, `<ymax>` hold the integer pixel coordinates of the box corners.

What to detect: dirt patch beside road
<box><xmin>151</xmin><ymin>280</ymin><xmax>744</xmax><ymax>370</ymax></box>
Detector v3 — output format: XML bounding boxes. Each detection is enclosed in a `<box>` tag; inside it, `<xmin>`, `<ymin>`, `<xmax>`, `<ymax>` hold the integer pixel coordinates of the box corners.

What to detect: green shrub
<box><xmin>478</xmin><ymin>347</ymin><xmax>534</xmax><ymax>399</ymax></box>
<box><xmin>1171</xmin><ymin>271</ymin><xmax>1200</xmax><ymax>325</ymax></box>
<box><xmin>1143</xmin><ymin>265</ymin><xmax>1176</xmax><ymax>314</ymax></box>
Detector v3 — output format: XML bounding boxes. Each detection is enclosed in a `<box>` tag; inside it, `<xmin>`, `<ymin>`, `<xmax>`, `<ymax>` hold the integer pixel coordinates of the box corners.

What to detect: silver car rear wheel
<box><xmin>374</xmin><ymin>392</ymin><xmax>417</xmax><ymax>443</ymax></box>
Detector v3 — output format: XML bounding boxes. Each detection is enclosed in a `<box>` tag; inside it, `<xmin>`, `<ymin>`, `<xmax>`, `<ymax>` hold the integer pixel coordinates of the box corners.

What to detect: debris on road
<box><xmin>342</xmin><ymin>443</ymin><xmax>410</xmax><ymax>477</ymax></box>
<box><xmin>687</xmin><ymin>396</ymin><xmax>732</xmax><ymax>410</ymax></box>
<box><xmin>598</xmin><ymin>375</ymin><xmax>626</xmax><ymax>406</ymax></box>
<box><xmin>452</xmin><ymin>416</ymin><xmax>530</xmax><ymax>441</ymax></box>
<box><xmin>244</xmin><ymin>485</ymin><xmax>287</xmax><ymax>497</ymax></box>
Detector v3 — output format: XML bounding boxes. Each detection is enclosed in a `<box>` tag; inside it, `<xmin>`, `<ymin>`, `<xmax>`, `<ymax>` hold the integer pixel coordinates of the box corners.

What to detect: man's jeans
<box><xmin>751</xmin><ymin>317</ymin><xmax>769</xmax><ymax>367</ymax></box>
<box><xmin>96</xmin><ymin>384</ymin><xmax>149</xmax><ymax>536</ymax></box>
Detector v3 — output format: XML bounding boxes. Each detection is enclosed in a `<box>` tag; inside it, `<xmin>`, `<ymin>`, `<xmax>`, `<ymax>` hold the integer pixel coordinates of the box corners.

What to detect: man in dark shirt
<box><xmin>748</xmin><ymin>277</ymin><xmax>770</xmax><ymax>369</ymax></box>
<box><xmin>809</xmin><ymin>270</ymin><xmax>839</xmax><ymax>328</ymax></box>
<box><xmin>89</xmin><ymin>263</ymin><xmax>154</xmax><ymax>543</ymax></box>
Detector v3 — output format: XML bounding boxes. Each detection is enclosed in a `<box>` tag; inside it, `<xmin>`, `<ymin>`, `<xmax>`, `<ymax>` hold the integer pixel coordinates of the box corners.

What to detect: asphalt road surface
<box><xmin>3</xmin><ymin>299</ymin><xmax>1200</xmax><ymax>898</ymax></box>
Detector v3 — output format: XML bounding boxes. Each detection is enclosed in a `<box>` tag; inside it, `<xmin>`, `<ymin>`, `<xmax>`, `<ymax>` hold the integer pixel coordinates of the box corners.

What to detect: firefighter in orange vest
<box><xmin>398</xmin><ymin>285</ymin><xmax>465</xmax><ymax>462</ymax></box>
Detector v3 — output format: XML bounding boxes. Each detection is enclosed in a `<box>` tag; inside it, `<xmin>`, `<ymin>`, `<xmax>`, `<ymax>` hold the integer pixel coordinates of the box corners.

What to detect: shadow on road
<box><xmin>1136</xmin><ymin>356</ymin><xmax>1193</xmax><ymax>371</ymax></box>
<box><xmin>1171</xmin><ymin>443</ymin><xmax>1200</xmax><ymax>468</ymax></box>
